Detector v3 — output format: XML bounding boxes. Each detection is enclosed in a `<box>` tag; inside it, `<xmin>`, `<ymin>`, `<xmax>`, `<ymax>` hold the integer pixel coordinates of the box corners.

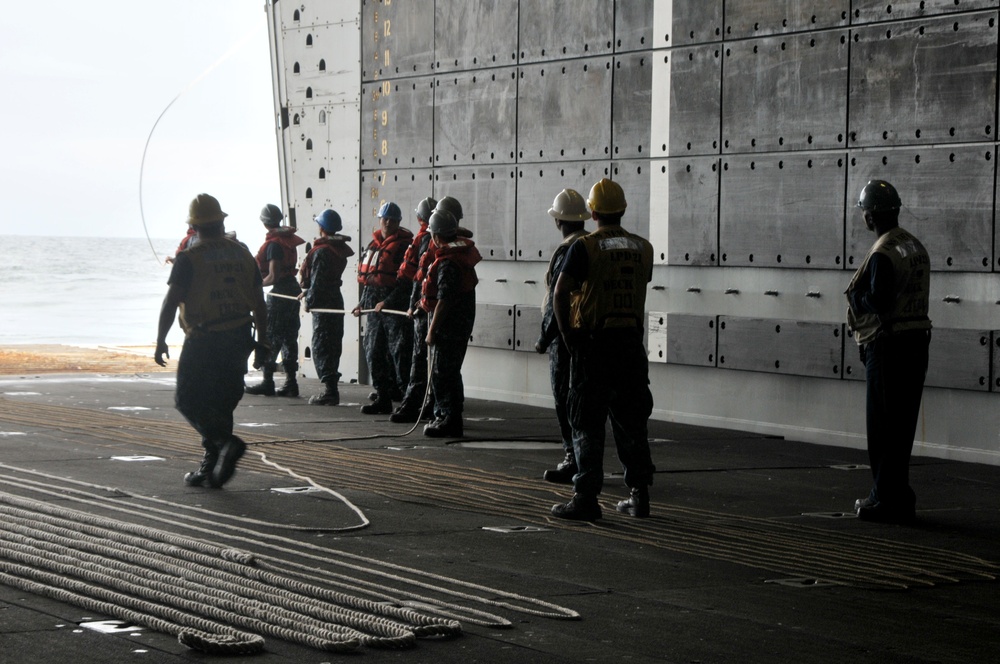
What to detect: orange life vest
<box><xmin>357</xmin><ymin>227</ymin><xmax>414</xmax><ymax>288</ymax></box>
<box><xmin>420</xmin><ymin>239</ymin><xmax>481</xmax><ymax>312</ymax></box>
<box><xmin>255</xmin><ymin>228</ymin><xmax>304</xmax><ymax>280</ymax></box>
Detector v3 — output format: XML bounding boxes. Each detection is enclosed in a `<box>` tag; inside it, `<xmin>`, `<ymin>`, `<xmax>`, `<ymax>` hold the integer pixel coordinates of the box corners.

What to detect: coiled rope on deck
<box><xmin>0</xmin><ymin>491</ymin><xmax>463</xmax><ymax>654</ymax></box>
<box><xmin>0</xmin><ymin>464</ymin><xmax>580</xmax><ymax>635</ymax></box>
<box><xmin>0</xmin><ymin>468</ymin><xmax>577</xmax><ymax>623</ymax></box>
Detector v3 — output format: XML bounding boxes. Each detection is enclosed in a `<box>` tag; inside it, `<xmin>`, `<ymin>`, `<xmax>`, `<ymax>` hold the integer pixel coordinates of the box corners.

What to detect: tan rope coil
<box><xmin>0</xmin><ymin>468</ymin><xmax>581</xmax><ymax>623</ymax></box>
<box><xmin>0</xmin><ymin>492</ymin><xmax>468</xmax><ymax>653</ymax></box>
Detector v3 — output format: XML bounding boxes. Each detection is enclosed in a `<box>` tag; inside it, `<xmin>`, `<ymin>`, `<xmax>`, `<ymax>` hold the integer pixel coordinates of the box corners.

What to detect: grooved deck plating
<box><xmin>1</xmin><ymin>397</ymin><xmax>995</xmax><ymax>591</ymax></box>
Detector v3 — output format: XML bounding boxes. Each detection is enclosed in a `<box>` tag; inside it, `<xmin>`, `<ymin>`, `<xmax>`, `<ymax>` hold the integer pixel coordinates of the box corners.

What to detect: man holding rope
<box><xmin>298</xmin><ymin>209</ymin><xmax>354</xmax><ymax>405</ymax></box>
<box><xmin>245</xmin><ymin>203</ymin><xmax>305</xmax><ymax>397</ymax></box>
<box><xmin>353</xmin><ymin>202</ymin><xmax>414</xmax><ymax>415</ymax></box>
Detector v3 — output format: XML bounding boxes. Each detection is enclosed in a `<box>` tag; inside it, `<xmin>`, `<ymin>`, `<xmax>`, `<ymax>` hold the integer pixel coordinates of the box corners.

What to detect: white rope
<box><xmin>252</xmin><ymin>452</ymin><xmax>370</xmax><ymax>530</ymax></box>
<box><xmin>0</xmin><ymin>493</ymin><xmax>464</xmax><ymax>652</ymax></box>
<box><xmin>138</xmin><ymin>23</ymin><xmax>264</xmax><ymax>265</ymax></box>
<box><xmin>0</xmin><ymin>507</ymin><xmax>456</xmax><ymax>647</ymax></box>
<box><xmin>248</xmin><ymin>343</ymin><xmax>436</xmax><ymax>444</ymax></box>
<box><xmin>0</xmin><ymin>469</ymin><xmax>361</xmax><ymax>534</ymax></box>
<box><xmin>0</xmin><ymin>468</ymin><xmax>581</xmax><ymax>624</ymax></box>
<box><xmin>267</xmin><ymin>291</ymin><xmax>410</xmax><ymax>316</ymax></box>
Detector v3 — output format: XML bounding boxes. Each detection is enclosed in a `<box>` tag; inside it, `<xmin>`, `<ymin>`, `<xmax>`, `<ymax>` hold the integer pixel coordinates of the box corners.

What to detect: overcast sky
<box><xmin>0</xmin><ymin>1</ymin><xmax>280</xmax><ymax>244</ymax></box>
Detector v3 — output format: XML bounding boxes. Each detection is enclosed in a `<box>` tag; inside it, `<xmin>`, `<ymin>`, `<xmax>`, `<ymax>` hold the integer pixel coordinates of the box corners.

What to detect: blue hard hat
<box><xmin>377</xmin><ymin>201</ymin><xmax>402</xmax><ymax>221</ymax></box>
<box><xmin>314</xmin><ymin>209</ymin><xmax>342</xmax><ymax>233</ymax></box>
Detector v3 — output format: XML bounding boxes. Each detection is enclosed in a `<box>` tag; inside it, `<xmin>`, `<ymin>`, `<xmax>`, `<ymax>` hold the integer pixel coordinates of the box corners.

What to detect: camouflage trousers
<box><xmin>429</xmin><ymin>338</ymin><xmax>469</xmax><ymax>422</ymax></box>
<box><xmin>311</xmin><ymin>312</ymin><xmax>344</xmax><ymax>385</ymax></box>
<box><xmin>547</xmin><ymin>336</ymin><xmax>574</xmax><ymax>454</ymax></box>
<box><xmin>399</xmin><ymin>312</ymin><xmax>434</xmax><ymax>412</ymax></box>
<box><xmin>363</xmin><ymin>310</ymin><xmax>413</xmax><ymax>399</ymax></box>
<box><xmin>263</xmin><ymin>295</ymin><xmax>300</xmax><ymax>373</ymax></box>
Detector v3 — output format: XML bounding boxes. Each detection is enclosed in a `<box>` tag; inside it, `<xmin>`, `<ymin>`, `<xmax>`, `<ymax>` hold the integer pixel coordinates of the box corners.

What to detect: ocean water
<box><xmin>0</xmin><ymin>236</ymin><xmax>180</xmax><ymax>346</ymax></box>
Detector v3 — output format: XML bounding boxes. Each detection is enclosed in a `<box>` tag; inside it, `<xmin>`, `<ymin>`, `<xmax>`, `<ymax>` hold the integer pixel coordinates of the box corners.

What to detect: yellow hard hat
<box><xmin>587</xmin><ymin>178</ymin><xmax>627</xmax><ymax>215</ymax></box>
<box><xmin>548</xmin><ymin>188</ymin><xmax>590</xmax><ymax>222</ymax></box>
<box><xmin>187</xmin><ymin>193</ymin><xmax>228</xmax><ymax>226</ymax></box>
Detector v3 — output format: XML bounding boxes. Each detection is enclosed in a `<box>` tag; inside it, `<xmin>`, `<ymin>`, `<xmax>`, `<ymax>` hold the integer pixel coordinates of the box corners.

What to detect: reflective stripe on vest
<box><xmin>846</xmin><ymin>226</ymin><xmax>931</xmax><ymax>344</ymax></box>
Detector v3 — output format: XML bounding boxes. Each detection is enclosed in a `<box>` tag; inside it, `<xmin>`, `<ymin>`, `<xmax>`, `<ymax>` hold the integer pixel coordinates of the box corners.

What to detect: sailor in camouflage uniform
<box><xmin>299</xmin><ymin>209</ymin><xmax>354</xmax><ymax>406</ymax></box>
<box><xmin>536</xmin><ymin>189</ymin><xmax>590</xmax><ymax>484</ymax></box>
<box><xmin>420</xmin><ymin>202</ymin><xmax>481</xmax><ymax>438</ymax></box>
<box><xmin>379</xmin><ymin>196</ymin><xmax>438</xmax><ymax>423</ymax></box>
<box><xmin>245</xmin><ymin>203</ymin><xmax>305</xmax><ymax>397</ymax></box>
<box><xmin>353</xmin><ymin>201</ymin><xmax>414</xmax><ymax>414</ymax></box>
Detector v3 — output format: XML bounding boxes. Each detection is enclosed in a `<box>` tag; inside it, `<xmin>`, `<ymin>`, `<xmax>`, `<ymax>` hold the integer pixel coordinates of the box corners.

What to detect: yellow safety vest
<box><xmin>570</xmin><ymin>226</ymin><xmax>653</xmax><ymax>332</ymax></box>
<box><xmin>846</xmin><ymin>226</ymin><xmax>931</xmax><ymax>344</ymax></box>
<box><xmin>178</xmin><ymin>238</ymin><xmax>259</xmax><ymax>336</ymax></box>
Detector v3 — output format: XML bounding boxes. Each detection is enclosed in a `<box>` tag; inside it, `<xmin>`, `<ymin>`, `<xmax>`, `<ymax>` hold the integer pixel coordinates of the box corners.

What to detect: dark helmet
<box><xmin>415</xmin><ymin>196</ymin><xmax>438</xmax><ymax>222</ymax></box>
<box><xmin>260</xmin><ymin>203</ymin><xmax>284</xmax><ymax>226</ymax></box>
<box><xmin>314</xmin><ymin>209</ymin><xmax>342</xmax><ymax>233</ymax></box>
<box><xmin>377</xmin><ymin>201</ymin><xmax>402</xmax><ymax>221</ymax></box>
<box><xmin>857</xmin><ymin>180</ymin><xmax>901</xmax><ymax>212</ymax></box>
<box><xmin>433</xmin><ymin>196</ymin><xmax>463</xmax><ymax>221</ymax></box>
<box><xmin>428</xmin><ymin>208</ymin><xmax>459</xmax><ymax>235</ymax></box>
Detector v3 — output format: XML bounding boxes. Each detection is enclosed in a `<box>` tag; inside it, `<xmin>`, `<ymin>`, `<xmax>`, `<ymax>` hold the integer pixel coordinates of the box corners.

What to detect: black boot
<box><xmin>615</xmin><ymin>486</ymin><xmax>650</xmax><ymax>518</ymax></box>
<box><xmin>184</xmin><ymin>445</ymin><xmax>220</xmax><ymax>487</ymax></box>
<box><xmin>423</xmin><ymin>417</ymin><xmax>463</xmax><ymax>438</ymax></box>
<box><xmin>551</xmin><ymin>494</ymin><xmax>602</xmax><ymax>522</ymax></box>
<box><xmin>245</xmin><ymin>366</ymin><xmax>275</xmax><ymax>396</ymax></box>
<box><xmin>309</xmin><ymin>383</ymin><xmax>340</xmax><ymax>405</ymax></box>
<box><xmin>275</xmin><ymin>371</ymin><xmax>299</xmax><ymax>397</ymax></box>
<box><xmin>543</xmin><ymin>452</ymin><xmax>578</xmax><ymax>485</ymax></box>
<box><xmin>361</xmin><ymin>395</ymin><xmax>393</xmax><ymax>414</ymax></box>
<box><xmin>389</xmin><ymin>405</ymin><xmax>420</xmax><ymax>423</ymax></box>
<box><xmin>210</xmin><ymin>436</ymin><xmax>247</xmax><ymax>488</ymax></box>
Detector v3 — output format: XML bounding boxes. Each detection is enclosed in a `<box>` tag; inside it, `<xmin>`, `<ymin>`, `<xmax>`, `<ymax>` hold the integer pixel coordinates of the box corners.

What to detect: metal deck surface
<box><xmin>0</xmin><ymin>370</ymin><xmax>997</xmax><ymax>662</ymax></box>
